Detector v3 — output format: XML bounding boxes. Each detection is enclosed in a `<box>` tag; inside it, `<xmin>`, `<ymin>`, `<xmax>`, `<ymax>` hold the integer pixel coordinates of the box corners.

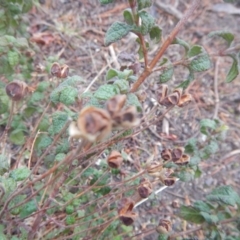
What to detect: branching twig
<box><xmin>130</xmin><ymin>0</ymin><xmax>201</xmax><ymax>92</ymax></box>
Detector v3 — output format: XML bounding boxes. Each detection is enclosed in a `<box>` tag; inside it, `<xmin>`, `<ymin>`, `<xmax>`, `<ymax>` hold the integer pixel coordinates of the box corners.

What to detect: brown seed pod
<box><xmin>60</xmin><ymin>64</ymin><xmax>69</xmax><ymax>78</ymax></box>
<box><xmin>161</xmin><ymin>92</ymin><xmax>180</xmax><ymax>108</ymax></box>
<box><xmin>178</xmin><ymin>93</ymin><xmax>192</xmax><ymax>107</ymax></box>
<box><xmin>119</xmin><ymin>212</ymin><xmax>137</xmax><ymax>226</ymax></box>
<box><xmin>172</xmin><ymin>147</ymin><xmax>184</xmax><ymax>162</ymax></box>
<box><xmin>156</xmin><ymin>84</ymin><xmax>168</xmax><ymax>104</ymax></box>
<box><xmin>107</xmin><ymin>150</ymin><xmax>123</xmax><ymax>169</ymax></box>
<box><xmin>173</xmin><ymin>88</ymin><xmax>183</xmax><ymax>98</ymax></box>
<box><xmin>156</xmin><ymin>219</ymin><xmax>172</xmax><ymax>234</ymax></box>
<box><xmin>161</xmin><ymin>148</ymin><xmax>172</xmax><ymax>161</ymax></box>
<box><xmin>51</xmin><ymin>62</ymin><xmax>61</xmax><ymax>77</ymax></box>
<box><xmin>5</xmin><ymin>80</ymin><xmax>28</xmax><ymax>101</ymax></box>
<box><xmin>112</xmin><ymin>106</ymin><xmax>140</xmax><ymax>129</ymax></box>
<box><xmin>174</xmin><ymin>154</ymin><xmax>190</xmax><ymax>166</ymax></box>
<box><xmin>77</xmin><ymin>106</ymin><xmax>112</xmax><ymax>142</ymax></box>
<box><xmin>163</xmin><ymin>177</ymin><xmax>176</xmax><ymax>186</ymax></box>
<box><xmin>117</xmin><ymin>198</ymin><xmax>135</xmax><ymax>215</ymax></box>
<box><xmin>137</xmin><ymin>178</ymin><xmax>153</xmax><ymax>198</ymax></box>
<box><xmin>106</xmin><ymin>95</ymin><xmax>127</xmax><ymax>116</ymax></box>
<box><xmin>68</xmin><ymin>121</ymin><xmax>82</xmax><ymax>139</ymax></box>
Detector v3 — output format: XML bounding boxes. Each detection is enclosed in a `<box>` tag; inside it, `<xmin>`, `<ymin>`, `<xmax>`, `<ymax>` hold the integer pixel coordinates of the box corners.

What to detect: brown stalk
<box><xmin>130</xmin><ymin>0</ymin><xmax>201</xmax><ymax>93</ymax></box>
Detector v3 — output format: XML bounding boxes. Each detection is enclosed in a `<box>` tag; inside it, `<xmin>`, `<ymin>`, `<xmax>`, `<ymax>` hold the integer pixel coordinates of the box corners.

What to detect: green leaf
<box><xmin>0</xmin><ymin>154</ymin><xmax>9</xmax><ymax>175</ymax></box>
<box><xmin>226</xmin><ymin>55</ymin><xmax>239</xmax><ymax>83</ymax></box>
<box><xmin>208</xmin><ymin>31</ymin><xmax>234</xmax><ymax>46</ymax></box>
<box><xmin>0</xmin><ymin>225</ymin><xmax>7</xmax><ymax>240</ymax></box>
<box><xmin>200</xmin><ymin>140</ymin><xmax>218</xmax><ymax>159</ymax></box>
<box><xmin>59</xmin><ymin>86</ymin><xmax>78</xmax><ymax>106</ymax></box>
<box><xmin>37</xmin><ymin>135</ymin><xmax>52</xmax><ymax>150</ymax></box>
<box><xmin>99</xmin><ymin>0</ymin><xmax>114</xmax><ymax>4</ymax></box>
<box><xmin>114</xmin><ymin>79</ymin><xmax>129</xmax><ymax>93</ymax></box>
<box><xmin>189</xmin><ymin>156</ymin><xmax>201</xmax><ymax>166</ymax></box>
<box><xmin>194</xmin><ymin>167</ymin><xmax>202</xmax><ymax>178</ymax></box>
<box><xmin>184</xmin><ymin>138</ymin><xmax>197</xmax><ymax>154</ymax></box>
<box><xmin>14</xmin><ymin>37</ymin><xmax>29</xmax><ymax>48</ymax></box>
<box><xmin>9</xmin><ymin>129</ymin><xmax>25</xmax><ymax>145</ymax></box>
<box><xmin>0</xmin><ymin>177</ymin><xmax>17</xmax><ymax>201</ymax></box>
<box><xmin>178</xmin><ymin>205</ymin><xmax>205</xmax><ymax>224</ymax></box>
<box><xmin>200</xmin><ymin>212</ymin><xmax>218</xmax><ymax>224</ymax></box>
<box><xmin>190</xmin><ymin>53</ymin><xmax>211</xmax><ymax>72</ymax></box>
<box><xmin>104</xmin><ymin>22</ymin><xmax>133</xmax><ymax>46</ymax></box>
<box><xmin>200</xmin><ymin>119</ymin><xmax>217</xmax><ymax>135</ymax></box>
<box><xmin>0</xmin><ymin>88</ymin><xmax>9</xmax><ymax>114</ymax></box>
<box><xmin>172</xmin><ymin>37</ymin><xmax>190</xmax><ymax>52</ymax></box>
<box><xmin>207</xmin><ymin>185</ymin><xmax>240</xmax><ymax>206</ymax></box>
<box><xmin>137</xmin><ymin>0</ymin><xmax>152</xmax><ymax>11</ymax></box>
<box><xmin>8</xmin><ymin>51</ymin><xmax>19</xmax><ymax>67</ymax></box>
<box><xmin>177</xmin><ymin>169</ymin><xmax>194</xmax><ymax>182</ymax></box>
<box><xmin>193</xmin><ymin>201</ymin><xmax>214</xmax><ymax>212</ymax></box>
<box><xmin>138</xmin><ymin>11</ymin><xmax>155</xmax><ymax>35</ymax></box>
<box><xmin>94</xmin><ymin>84</ymin><xmax>119</xmax><ymax>100</ymax></box>
<box><xmin>10</xmin><ymin>167</ymin><xmax>30</xmax><ymax>181</ymax></box>
<box><xmin>187</xmin><ymin>45</ymin><xmax>203</xmax><ymax>57</ymax></box>
<box><xmin>106</xmin><ymin>68</ymin><xmax>118</xmax><ymax>80</ymax></box>
<box><xmin>127</xmin><ymin>93</ymin><xmax>142</xmax><ymax>111</ymax></box>
<box><xmin>22</xmin><ymin>0</ymin><xmax>33</xmax><ymax>13</ymax></box>
<box><xmin>52</xmin><ymin>111</ymin><xmax>68</xmax><ymax>135</ymax></box>
<box><xmin>149</xmin><ymin>26</ymin><xmax>162</xmax><ymax>43</ymax></box>
<box><xmin>20</xmin><ymin>200</ymin><xmax>37</xmax><ymax>218</ymax></box>
<box><xmin>123</xmin><ymin>9</ymin><xmax>134</xmax><ymax>25</ymax></box>
<box><xmin>159</xmin><ymin>60</ymin><xmax>174</xmax><ymax>83</ymax></box>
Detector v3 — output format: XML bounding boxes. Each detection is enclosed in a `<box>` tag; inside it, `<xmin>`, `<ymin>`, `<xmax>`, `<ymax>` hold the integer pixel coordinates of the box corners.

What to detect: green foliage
<box><xmin>123</xmin><ymin>9</ymin><xmax>134</xmax><ymax>25</ymax></box>
<box><xmin>9</xmin><ymin>129</ymin><xmax>25</xmax><ymax>145</ymax></box>
<box><xmin>226</xmin><ymin>55</ymin><xmax>239</xmax><ymax>83</ymax></box>
<box><xmin>207</xmin><ymin>185</ymin><xmax>240</xmax><ymax>207</ymax></box>
<box><xmin>104</xmin><ymin>22</ymin><xmax>133</xmax><ymax>46</ymax></box>
<box><xmin>0</xmin><ymin>154</ymin><xmax>9</xmax><ymax>175</ymax></box>
<box><xmin>159</xmin><ymin>59</ymin><xmax>174</xmax><ymax>83</ymax></box>
<box><xmin>99</xmin><ymin>0</ymin><xmax>114</xmax><ymax>4</ymax></box>
<box><xmin>172</xmin><ymin>37</ymin><xmax>190</xmax><ymax>52</ymax></box>
<box><xmin>138</xmin><ymin>11</ymin><xmax>155</xmax><ymax>35</ymax></box>
<box><xmin>179</xmin><ymin>205</ymin><xmax>205</xmax><ymax>223</ymax></box>
<box><xmin>137</xmin><ymin>0</ymin><xmax>152</xmax><ymax>10</ymax></box>
<box><xmin>9</xmin><ymin>167</ymin><xmax>30</xmax><ymax>181</ymax></box>
<box><xmin>52</xmin><ymin>111</ymin><xmax>69</xmax><ymax>135</ymax></box>
<box><xmin>149</xmin><ymin>26</ymin><xmax>162</xmax><ymax>43</ymax></box>
<box><xmin>208</xmin><ymin>31</ymin><xmax>234</xmax><ymax>46</ymax></box>
<box><xmin>200</xmin><ymin>119</ymin><xmax>218</xmax><ymax>135</ymax></box>
<box><xmin>94</xmin><ymin>84</ymin><xmax>120</xmax><ymax>100</ymax></box>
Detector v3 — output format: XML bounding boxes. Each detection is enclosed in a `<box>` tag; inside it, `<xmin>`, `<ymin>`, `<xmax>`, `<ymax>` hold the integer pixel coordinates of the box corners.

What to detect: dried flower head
<box><xmin>5</xmin><ymin>80</ymin><xmax>28</xmax><ymax>101</ymax></box>
<box><xmin>174</xmin><ymin>154</ymin><xmax>190</xmax><ymax>165</ymax></box>
<box><xmin>118</xmin><ymin>198</ymin><xmax>137</xmax><ymax>226</ymax></box>
<box><xmin>77</xmin><ymin>106</ymin><xmax>112</xmax><ymax>142</ymax></box>
<box><xmin>178</xmin><ymin>93</ymin><xmax>192</xmax><ymax>107</ymax></box>
<box><xmin>107</xmin><ymin>150</ymin><xmax>123</xmax><ymax>169</ymax></box>
<box><xmin>156</xmin><ymin>219</ymin><xmax>172</xmax><ymax>234</ymax></box>
<box><xmin>106</xmin><ymin>95</ymin><xmax>126</xmax><ymax>116</ymax></box>
<box><xmin>156</xmin><ymin>84</ymin><xmax>168</xmax><ymax>104</ymax></box>
<box><xmin>112</xmin><ymin>106</ymin><xmax>140</xmax><ymax>129</ymax></box>
<box><xmin>60</xmin><ymin>64</ymin><xmax>69</xmax><ymax>78</ymax></box>
<box><xmin>172</xmin><ymin>147</ymin><xmax>184</xmax><ymax>162</ymax></box>
<box><xmin>51</xmin><ymin>62</ymin><xmax>61</xmax><ymax>77</ymax></box>
<box><xmin>138</xmin><ymin>178</ymin><xmax>153</xmax><ymax>198</ymax></box>
<box><xmin>161</xmin><ymin>148</ymin><xmax>172</xmax><ymax>161</ymax></box>
<box><xmin>147</xmin><ymin>161</ymin><xmax>163</xmax><ymax>177</ymax></box>
<box><xmin>164</xmin><ymin>177</ymin><xmax>176</xmax><ymax>186</ymax></box>
<box><xmin>161</xmin><ymin>92</ymin><xmax>180</xmax><ymax>108</ymax></box>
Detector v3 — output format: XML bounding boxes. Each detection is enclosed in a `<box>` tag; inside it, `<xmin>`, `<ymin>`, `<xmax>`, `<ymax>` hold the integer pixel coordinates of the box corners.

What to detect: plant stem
<box><xmin>130</xmin><ymin>0</ymin><xmax>201</xmax><ymax>93</ymax></box>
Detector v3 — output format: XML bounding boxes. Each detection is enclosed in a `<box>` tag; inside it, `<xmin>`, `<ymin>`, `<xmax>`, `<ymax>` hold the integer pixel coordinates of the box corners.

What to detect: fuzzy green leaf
<box><xmin>104</xmin><ymin>22</ymin><xmax>133</xmax><ymax>46</ymax></box>
<box><xmin>52</xmin><ymin>111</ymin><xmax>69</xmax><ymax>135</ymax></box>
<box><xmin>190</xmin><ymin>53</ymin><xmax>211</xmax><ymax>72</ymax></box>
<box><xmin>0</xmin><ymin>225</ymin><xmax>7</xmax><ymax>240</ymax></box>
<box><xmin>200</xmin><ymin>119</ymin><xmax>217</xmax><ymax>135</ymax></box>
<box><xmin>207</xmin><ymin>185</ymin><xmax>240</xmax><ymax>206</ymax></box>
<box><xmin>200</xmin><ymin>212</ymin><xmax>218</xmax><ymax>224</ymax></box>
<box><xmin>8</xmin><ymin>51</ymin><xmax>19</xmax><ymax>67</ymax></box>
<box><xmin>226</xmin><ymin>55</ymin><xmax>239</xmax><ymax>83</ymax></box>
<box><xmin>106</xmin><ymin>69</ymin><xmax>118</xmax><ymax>80</ymax></box>
<box><xmin>14</xmin><ymin>37</ymin><xmax>29</xmax><ymax>48</ymax></box>
<box><xmin>187</xmin><ymin>45</ymin><xmax>203</xmax><ymax>57</ymax></box>
<box><xmin>136</xmin><ymin>38</ymin><xmax>149</xmax><ymax>60</ymax></box>
<box><xmin>10</xmin><ymin>167</ymin><xmax>30</xmax><ymax>181</ymax></box>
<box><xmin>114</xmin><ymin>79</ymin><xmax>129</xmax><ymax>93</ymax></box>
<box><xmin>208</xmin><ymin>31</ymin><xmax>234</xmax><ymax>46</ymax></box>
<box><xmin>149</xmin><ymin>26</ymin><xmax>162</xmax><ymax>43</ymax></box>
<box><xmin>94</xmin><ymin>84</ymin><xmax>119</xmax><ymax>100</ymax></box>
<box><xmin>123</xmin><ymin>8</ymin><xmax>134</xmax><ymax>25</ymax></box>
<box><xmin>99</xmin><ymin>0</ymin><xmax>114</xmax><ymax>4</ymax></box>
<box><xmin>20</xmin><ymin>200</ymin><xmax>37</xmax><ymax>218</ymax></box>
<box><xmin>59</xmin><ymin>86</ymin><xmax>78</xmax><ymax>105</ymax></box>
<box><xmin>0</xmin><ymin>177</ymin><xmax>17</xmax><ymax>201</ymax></box>
<box><xmin>37</xmin><ymin>135</ymin><xmax>52</xmax><ymax>150</ymax></box>
<box><xmin>127</xmin><ymin>93</ymin><xmax>142</xmax><ymax>111</ymax></box>
<box><xmin>177</xmin><ymin>170</ymin><xmax>194</xmax><ymax>182</ymax></box>
<box><xmin>9</xmin><ymin>129</ymin><xmax>25</xmax><ymax>145</ymax></box>
<box><xmin>193</xmin><ymin>201</ymin><xmax>214</xmax><ymax>212</ymax></box>
<box><xmin>137</xmin><ymin>0</ymin><xmax>152</xmax><ymax>10</ymax></box>
<box><xmin>179</xmin><ymin>206</ymin><xmax>205</xmax><ymax>224</ymax></box>
<box><xmin>138</xmin><ymin>11</ymin><xmax>155</xmax><ymax>35</ymax></box>
<box><xmin>200</xmin><ymin>140</ymin><xmax>218</xmax><ymax>159</ymax></box>
<box><xmin>159</xmin><ymin>60</ymin><xmax>174</xmax><ymax>83</ymax></box>
<box><xmin>0</xmin><ymin>154</ymin><xmax>9</xmax><ymax>175</ymax></box>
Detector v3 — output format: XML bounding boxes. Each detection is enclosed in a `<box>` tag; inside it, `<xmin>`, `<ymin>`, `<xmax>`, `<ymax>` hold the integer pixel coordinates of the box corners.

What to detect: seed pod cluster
<box><xmin>51</xmin><ymin>62</ymin><xmax>69</xmax><ymax>78</ymax></box>
<box><xmin>117</xmin><ymin>198</ymin><xmax>137</xmax><ymax>226</ymax></box>
<box><xmin>156</xmin><ymin>84</ymin><xmax>192</xmax><ymax>108</ymax></box>
<box><xmin>161</xmin><ymin>147</ymin><xmax>190</xmax><ymax>166</ymax></box>
<box><xmin>5</xmin><ymin>80</ymin><xmax>29</xmax><ymax>101</ymax></box>
<box><xmin>69</xmin><ymin>95</ymin><xmax>140</xmax><ymax>143</ymax></box>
